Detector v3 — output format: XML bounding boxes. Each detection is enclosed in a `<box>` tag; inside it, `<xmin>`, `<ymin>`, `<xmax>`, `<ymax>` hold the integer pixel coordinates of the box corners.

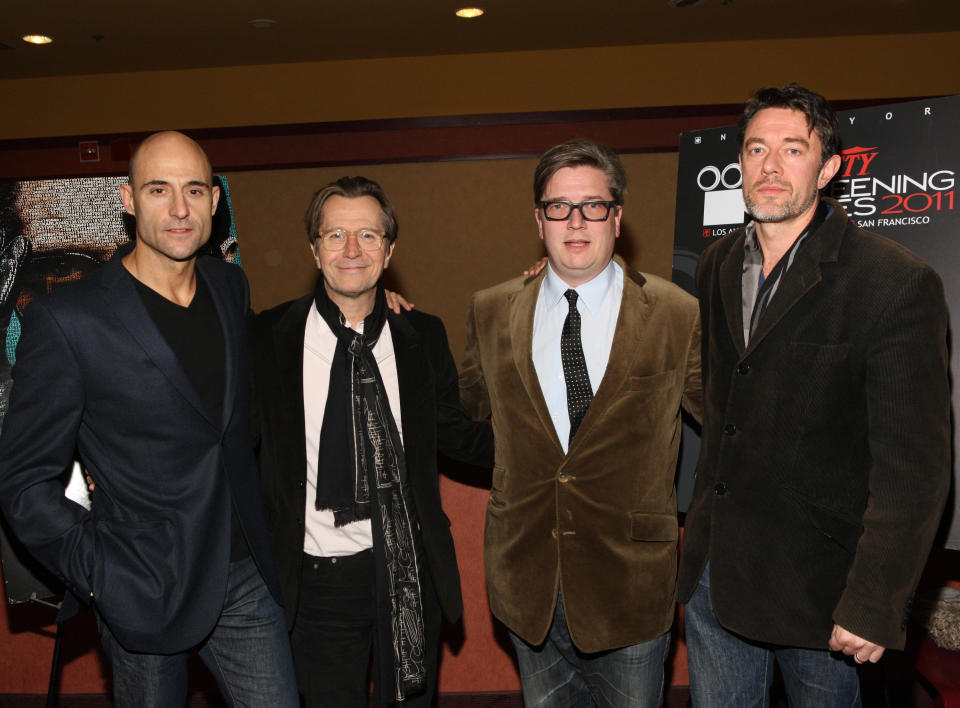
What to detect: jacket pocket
<box><xmin>90</xmin><ymin>517</ymin><xmax>176</xmax><ymax>612</ymax></box>
<box><xmin>627</xmin><ymin>369</ymin><xmax>678</xmax><ymax>392</ymax></box>
<box><xmin>780</xmin><ymin>487</ymin><xmax>863</xmax><ymax>555</ymax></box>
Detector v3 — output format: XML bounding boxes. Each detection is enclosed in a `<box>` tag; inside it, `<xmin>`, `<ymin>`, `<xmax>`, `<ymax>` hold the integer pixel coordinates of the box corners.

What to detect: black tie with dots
<box><xmin>561</xmin><ymin>289</ymin><xmax>593</xmax><ymax>446</ymax></box>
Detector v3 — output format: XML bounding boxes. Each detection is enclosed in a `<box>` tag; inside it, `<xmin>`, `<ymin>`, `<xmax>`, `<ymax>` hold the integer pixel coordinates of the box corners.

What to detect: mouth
<box><xmin>164</xmin><ymin>223</ymin><xmax>197</xmax><ymax>235</ymax></box>
<box><xmin>563</xmin><ymin>238</ymin><xmax>591</xmax><ymax>250</ymax></box>
<box><xmin>754</xmin><ymin>182</ymin><xmax>789</xmax><ymax>197</ymax></box>
<box><xmin>336</xmin><ymin>263</ymin><xmax>369</xmax><ymax>273</ymax></box>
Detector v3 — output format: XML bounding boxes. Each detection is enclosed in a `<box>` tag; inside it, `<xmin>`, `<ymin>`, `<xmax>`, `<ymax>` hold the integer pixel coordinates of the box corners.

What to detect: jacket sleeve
<box><xmin>682</xmin><ymin>309</ymin><xmax>703</xmax><ymax>425</ymax></box>
<box><xmin>0</xmin><ymin>299</ymin><xmax>95</xmax><ymax>599</ymax></box>
<box><xmin>458</xmin><ymin>293</ymin><xmax>492</xmax><ymax>422</ymax></box>
<box><xmin>428</xmin><ymin>315</ymin><xmax>494</xmax><ymax>469</ymax></box>
<box><xmin>832</xmin><ymin>265</ymin><xmax>951</xmax><ymax>649</ymax></box>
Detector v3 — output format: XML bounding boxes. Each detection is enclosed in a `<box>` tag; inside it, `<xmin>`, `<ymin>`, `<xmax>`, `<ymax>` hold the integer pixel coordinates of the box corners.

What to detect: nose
<box><xmin>169</xmin><ymin>190</ymin><xmax>189</xmax><ymax>219</ymax></box>
<box><xmin>567</xmin><ymin>205</ymin><xmax>587</xmax><ymax>229</ymax></box>
<box><xmin>342</xmin><ymin>232</ymin><xmax>363</xmax><ymax>257</ymax></box>
<box><xmin>761</xmin><ymin>151</ymin><xmax>782</xmax><ymax>176</ymax></box>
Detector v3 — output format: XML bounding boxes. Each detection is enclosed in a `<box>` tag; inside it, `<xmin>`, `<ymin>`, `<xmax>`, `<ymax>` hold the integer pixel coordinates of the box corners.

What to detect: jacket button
<box><xmin>551</xmin><ymin>528</ymin><xmax>558</xmax><ymax>539</ymax></box>
<box><xmin>558</xmin><ymin>472</ymin><xmax>569</xmax><ymax>483</ymax></box>
<box><xmin>296</xmin><ymin>518</ymin><xmax>303</xmax><ymax>527</ymax></box>
<box><xmin>737</xmin><ymin>363</ymin><xmax>751</xmax><ymax>375</ymax></box>
<box><xmin>714</xmin><ymin>482</ymin><xmax>728</xmax><ymax>496</ymax></box>
<box><xmin>298</xmin><ymin>480</ymin><xmax>305</xmax><ymax>488</ymax></box>
<box><xmin>723</xmin><ymin>424</ymin><xmax>737</xmax><ymax>436</ymax></box>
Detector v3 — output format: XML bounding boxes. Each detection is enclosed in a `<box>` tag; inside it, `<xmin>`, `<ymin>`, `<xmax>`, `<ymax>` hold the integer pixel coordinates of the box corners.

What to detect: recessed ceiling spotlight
<box><xmin>455</xmin><ymin>7</ymin><xmax>485</xmax><ymax>18</ymax></box>
<box><xmin>22</xmin><ymin>34</ymin><xmax>53</xmax><ymax>45</ymax></box>
<box><xmin>248</xmin><ymin>18</ymin><xmax>278</xmax><ymax>29</ymax></box>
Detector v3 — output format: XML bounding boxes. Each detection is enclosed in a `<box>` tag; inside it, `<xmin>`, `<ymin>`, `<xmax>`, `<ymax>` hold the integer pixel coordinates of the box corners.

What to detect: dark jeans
<box><xmin>97</xmin><ymin>555</ymin><xmax>298</xmax><ymax>708</ymax></box>
<box><xmin>509</xmin><ymin>593</ymin><xmax>670</xmax><ymax>708</ymax></box>
<box><xmin>290</xmin><ymin>549</ymin><xmax>442</xmax><ymax>708</ymax></box>
<box><xmin>684</xmin><ymin>582</ymin><xmax>861</xmax><ymax>708</ymax></box>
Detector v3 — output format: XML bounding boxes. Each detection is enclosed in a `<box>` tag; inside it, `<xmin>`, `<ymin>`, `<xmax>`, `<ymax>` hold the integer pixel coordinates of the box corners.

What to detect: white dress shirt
<box><xmin>302</xmin><ymin>305</ymin><xmax>403</xmax><ymax>557</ymax></box>
<box><xmin>532</xmin><ymin>260</ymin><xmax>623</xmax><ymax>453</ymax></box>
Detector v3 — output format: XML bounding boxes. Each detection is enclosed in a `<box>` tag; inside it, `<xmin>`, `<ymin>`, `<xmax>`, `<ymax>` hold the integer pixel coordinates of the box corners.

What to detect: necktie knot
<box><xmin>564</xmin><ymin>289</ymin><xmax>578</xmax><ymax>309</ymax></box>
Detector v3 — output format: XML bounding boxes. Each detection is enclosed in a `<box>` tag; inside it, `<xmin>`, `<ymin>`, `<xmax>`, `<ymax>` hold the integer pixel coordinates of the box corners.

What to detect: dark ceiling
<box><xmin>2</xmin><ymin>0</ymin><xmax>957</xmax><ymax>80</ymax></box>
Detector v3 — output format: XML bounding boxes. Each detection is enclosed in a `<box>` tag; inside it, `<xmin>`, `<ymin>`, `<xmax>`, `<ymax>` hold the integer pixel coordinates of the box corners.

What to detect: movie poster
<box><xmin>0</xmin><ymin>175</ymin><xmax>240</xmax><ymax>603</ymax></box>
<box><xmin>672</xmin><ymin>96</ymin><xmax>960</xmax><ymax>548</ymax></box>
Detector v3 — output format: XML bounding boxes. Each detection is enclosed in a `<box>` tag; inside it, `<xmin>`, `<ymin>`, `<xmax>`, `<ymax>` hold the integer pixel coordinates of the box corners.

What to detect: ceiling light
<box><xmin>455</xmin><ymin>7</ymin><xmax>484</xmax><ymax>18</ymax></box>
<box><xmin>248</xmin><ymin>18</ymin><xmax>278</xmax><ymax>29</ymax></box>
<box><xmin>22</xmin><ymin>34</ymin><xmax>53</xmax><ymax>45</ymax></box>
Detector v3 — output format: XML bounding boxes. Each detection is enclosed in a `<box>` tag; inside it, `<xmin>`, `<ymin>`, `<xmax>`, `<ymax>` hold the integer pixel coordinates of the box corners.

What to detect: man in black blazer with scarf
<box><xmin>0</xmin><ymin>132</ymin><xmax>297</xmax><ymax>707</ymax></box>
<box><xmin>250</xmin><ymin>176</ymin><xmax>493</xmax><ymax>708</ymax></box>
<box><xmin>678</xmin><ymin>85</ymin><xmax>951</xmax><ymax>706</ymax></box>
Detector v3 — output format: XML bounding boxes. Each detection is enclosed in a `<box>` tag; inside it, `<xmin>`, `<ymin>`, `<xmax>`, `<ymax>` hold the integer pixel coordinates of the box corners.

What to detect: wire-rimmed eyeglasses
<box><xmin>317</xmin><ymin>229</ymin><xmax>386</xmax><ymax>251</ymax></box>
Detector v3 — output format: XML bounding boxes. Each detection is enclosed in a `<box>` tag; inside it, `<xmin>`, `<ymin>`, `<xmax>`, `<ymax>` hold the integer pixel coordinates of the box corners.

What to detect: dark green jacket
<box><xmin>678</xmin><ymin>200</ymin><xmax>951</xmax><ymax>650</ymax></box>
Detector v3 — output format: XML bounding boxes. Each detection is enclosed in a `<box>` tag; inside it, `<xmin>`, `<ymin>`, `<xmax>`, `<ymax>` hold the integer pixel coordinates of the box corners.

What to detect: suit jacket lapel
<box><xmin>717</xmin><ymin>235</ymin><xmax>747</xmax><ymax>356</ymax></box>
<box><xmin>198</xmin><ymin>258</ymin><xmax>239</xmax><ymax>429</ymax></box>
<box><xmin>273</xmin><ymin>295</ymin><xmax>312</xmax><ymax>458</ymax></box>
<box><xmin>98</xmin><ymin>252</ymin><xmax>215</xmax><ymax>427</ymax></box>
<box><xmin>570</xmin><ymin>265</ymin><xmax>652</xmax><ymax>452</ymax></box>
<box><xmin>743</xmin><ymin>203</ymin><xmax>845</xmax><ymax>356</ymax></box>
<box><xmin>388</xmin><ymin>311</ymin><xmax>427</xmax><ymax>444</ymax></box>
<box><xmin>744</xmin><ymin>248</ymin><xmax>822</xmax><ymax>355</ymax></box>
<box><xmin>509</xmin><ymin>272</ymin><xmax>563</xmax><ymax>454</ymax></box>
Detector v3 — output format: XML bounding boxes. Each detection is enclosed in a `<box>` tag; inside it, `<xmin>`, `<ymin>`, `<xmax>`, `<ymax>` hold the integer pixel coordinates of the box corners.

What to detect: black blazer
<box><xmin>0</xmin><ymin>244</ymin><xmax>283</xmax><ymax>654</ymax></box>
<box><xmin>249</xmin><ymin>294</ymin><xmax>493</xmax><ymax>628</ymax></box>
<box><xmin>678</xmin><ymin>200</ymin><xmax>951</xmax><ymax>650</ymax></box>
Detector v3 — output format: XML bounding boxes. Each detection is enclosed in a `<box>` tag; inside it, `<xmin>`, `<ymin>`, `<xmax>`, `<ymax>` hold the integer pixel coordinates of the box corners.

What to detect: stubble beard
<box><xmin>744</xmin><ymin>183</ymin><xmax>817</xmax><ymax>224</ymax></box>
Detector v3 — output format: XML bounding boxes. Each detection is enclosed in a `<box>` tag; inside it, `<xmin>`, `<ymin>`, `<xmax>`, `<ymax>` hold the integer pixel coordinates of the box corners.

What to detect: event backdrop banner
<box><xmin>0</xmin><ymin>175</ymin><xmax>240</xmax><ymax>603</ymax></box>
<box><xmin>672</xmin><ymin>95</ymin><xmax>960</xmax><ymax>549</ymax></box>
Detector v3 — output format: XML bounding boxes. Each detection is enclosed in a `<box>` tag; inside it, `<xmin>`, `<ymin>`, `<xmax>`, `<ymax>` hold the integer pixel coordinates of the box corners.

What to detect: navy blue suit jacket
<box><xmin>0</xmin><ymin>244</ymin><xmax>282</xmax><ymax>654</ymax></box>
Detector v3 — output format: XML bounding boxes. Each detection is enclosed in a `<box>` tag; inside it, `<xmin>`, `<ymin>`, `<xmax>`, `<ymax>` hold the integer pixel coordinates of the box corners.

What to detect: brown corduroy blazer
<box><xmin>460</xmin><ymin>259</ymin><xmax>702</xmax><ymax>653</ymax></box>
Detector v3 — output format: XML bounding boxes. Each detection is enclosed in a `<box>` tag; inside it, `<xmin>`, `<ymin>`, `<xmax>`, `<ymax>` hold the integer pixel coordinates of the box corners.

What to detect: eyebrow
<box><xmin>745</xmin><ymin>136</ymin><xmax>811</xmax><ymax>148</ymax></box>
<box><xmin>543</xmin><ymin>195</ymin><xmax>609</xmax><ymax>201</ymax></box>
<box><xmin>140</xmin><ymin>179</ymin><xmax>212</xmax><ymax>189</ymax></box>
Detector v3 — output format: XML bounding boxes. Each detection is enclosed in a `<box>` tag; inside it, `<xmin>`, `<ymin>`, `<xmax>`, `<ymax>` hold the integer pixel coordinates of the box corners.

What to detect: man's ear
<box><xmin>818</xmin><ymin>154</ymin><xmax>842</xmax><ymax>189</ymax></box>
<box><xmin>119</xmin><ymin>184</ymin><xmax>135</xmax><ymax>216</ymax></box>
<box><xmin>535</xmin><ymin>207</ymin><xmax>545</xmax><ymax>241</ymax></box>
<box><xmin>210</xmin><ymin>184</ymin><xmax>221</xmax><ymax>215</ymax></box>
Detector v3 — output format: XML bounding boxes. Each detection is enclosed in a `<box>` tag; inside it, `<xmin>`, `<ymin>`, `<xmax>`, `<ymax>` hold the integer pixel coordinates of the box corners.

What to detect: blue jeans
<box><xmin>684</xmin><ymin>582</ymin><xmax>861</xmax><ymax>708</ymax></box>
<box><xmin>98</xmin><ymin>555</ymin><xmax>298</xmax><ymax>708</ymax></box>
<box><xmin>509</xmin><ymin>593</ymin><xmax>669</xmax><ymax>708</ymax></box>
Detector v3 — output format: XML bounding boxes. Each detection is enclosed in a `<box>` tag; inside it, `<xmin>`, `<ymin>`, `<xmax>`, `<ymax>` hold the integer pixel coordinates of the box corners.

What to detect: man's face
<box><xmin>119</xmin><ymin>133</ymin><xmax>219</xmax><ymax>265</ymax></box>
<box><xmin>535</xmin><ymin>166</ymin><xmax>621</xmax><ymax>288</ymax></box>
<box><xmin>740</xmin><ymin>107</ymin><xmax>840</xmax><ymax>225</ymax></box>
<box><xmin>311</xmin><ymin>195</ymin><xmax>394</xmax><ymax>305</ymax></box>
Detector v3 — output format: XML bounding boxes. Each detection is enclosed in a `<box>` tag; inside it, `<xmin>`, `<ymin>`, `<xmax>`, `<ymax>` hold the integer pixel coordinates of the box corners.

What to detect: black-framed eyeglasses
<box><xmin>538</xmin><ymin>200</ymin><xmax>619</xmax><ymax>221</ymax></box>
<box><xmin>317</xmin><ymin>229</ymin><xmax>386</xmax><ymax>251</ymax></box>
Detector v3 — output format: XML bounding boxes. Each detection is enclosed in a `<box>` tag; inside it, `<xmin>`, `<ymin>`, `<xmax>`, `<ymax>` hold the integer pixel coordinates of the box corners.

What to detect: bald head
<box><xmin>128</xmin><ymin>131</ymin><xmax>212</xmax><ymax>187</ymax></box>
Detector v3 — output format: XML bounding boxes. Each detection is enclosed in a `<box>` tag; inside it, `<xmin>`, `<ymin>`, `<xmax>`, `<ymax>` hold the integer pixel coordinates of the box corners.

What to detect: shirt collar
<box><xmin>542</xmin><ymin>259</ymin><xmax>616</xmax><ymax>314</ymax></box>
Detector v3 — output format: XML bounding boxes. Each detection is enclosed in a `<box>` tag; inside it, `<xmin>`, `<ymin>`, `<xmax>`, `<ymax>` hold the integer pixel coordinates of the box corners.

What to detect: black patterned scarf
<box><xmin>313</xmin><ymin>278</ymin><xmax>427</xmax><ymax>702</ymax></box>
